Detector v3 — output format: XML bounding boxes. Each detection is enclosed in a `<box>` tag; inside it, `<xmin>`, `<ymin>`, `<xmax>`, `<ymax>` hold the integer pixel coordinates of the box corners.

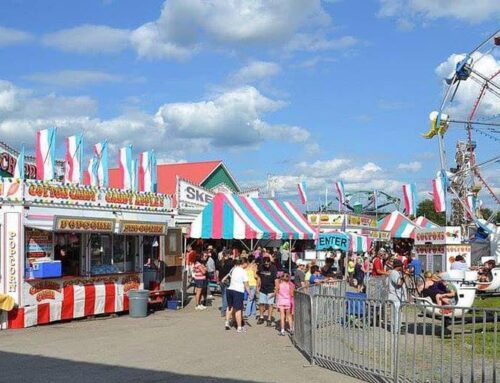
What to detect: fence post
<box><xmin>392</xmin><ymin>302</ymin><xmax>400</xmax><ymax>383</ymax></box>
<box><xmin>309</xmin><ymin>292</ymin><xmax>315</xmax><ymax>365</ymax></box>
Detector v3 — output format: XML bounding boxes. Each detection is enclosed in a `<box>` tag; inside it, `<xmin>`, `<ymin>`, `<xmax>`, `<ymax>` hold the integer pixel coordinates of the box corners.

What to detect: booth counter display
<box><xmin>414</xmin><ymin>226</ymin><xmax>471</xmax><ymax>272</ymax></box>
<box><xmin>0</xmin><ymin>178</ymin><xmax>174</xmax><ymax>329</ymax></box>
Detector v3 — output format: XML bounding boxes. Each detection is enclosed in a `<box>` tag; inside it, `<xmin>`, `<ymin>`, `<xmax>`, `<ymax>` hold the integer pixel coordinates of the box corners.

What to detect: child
<box><xmin>275</xmin><ymin>273</ymin><xmax>294</xmax><ymax>336</ymax></box>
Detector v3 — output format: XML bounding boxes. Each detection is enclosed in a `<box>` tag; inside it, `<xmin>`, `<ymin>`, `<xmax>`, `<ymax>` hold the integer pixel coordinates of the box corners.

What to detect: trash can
<box><xmin>128</xmin><ymin>289</ymin><xmax>149</xmax><ymax>318</ymax></box>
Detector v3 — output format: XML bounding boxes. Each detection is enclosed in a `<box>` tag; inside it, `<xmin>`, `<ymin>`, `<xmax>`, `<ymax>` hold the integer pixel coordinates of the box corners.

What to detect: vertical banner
<box><xmin>118</xmin><ymin>145</ymin><xmax>133</xmax><ymax>190</ymax></box>
<box><xmin>335</xmin><ymin>180</ymin><xmax>345</xmax><ymax>211</ymax></box>
<box><xmin>402</xmin><ymin>183</ymin><xmax>417</xmax><ymax>216</ymax></box>
<box><xmin>3</xmin><ymin>212</ymin><xmax>23</xmax><ymax>304</ymax></box>
<box><xmin>94</xmin><ymin>141</ymin><xmax>108</xmax><ymax>188</ymax></box>
<box><xmin>87</xmin><ymin>156</ymin><xmax>98</xmax><ymax>187</ymax></box>
<box><xmin>432</xmin><ymin>174</ymin><xmax>446</xmax><ymax>213</ymax></box>
<box><xmin>14</xmin><ymin>144</ymin><xmax>25</xmax><ymax>179</ymax></box>
<box><xmin>131</xmin><ymin>159</ymin><xmax>138</xmax><ymax>192</ymax></box>
<box><xmin>35</xmin><ymin>128</ymin><xmax>56</xmax><ymax>181</ymax></box>
<box><xmin>297</xmin><ymin>181</ymin><xmax>307</xmax><ymax>205</ymax></box>
<box><xmin>64</xmin><ymin>134</ymin><xmax>83</xmax><ymax>184</ymax></box>
<box><xmin>138</xmin><ymin>150</ymin><xmax>157</xmax><ymax>192</ymax></box>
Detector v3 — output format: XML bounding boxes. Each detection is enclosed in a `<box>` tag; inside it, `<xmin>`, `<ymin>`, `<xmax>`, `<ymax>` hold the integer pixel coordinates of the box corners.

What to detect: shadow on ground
<box><xmin>0</xmin><ymin>351</ymin><xmax>268</xmax><ymax>383</ymax></box>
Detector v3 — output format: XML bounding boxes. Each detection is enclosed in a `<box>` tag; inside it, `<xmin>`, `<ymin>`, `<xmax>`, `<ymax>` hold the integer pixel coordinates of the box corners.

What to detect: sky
<box><xmin>0</xmin><ymin>0</ymin><xmax>499</xmax><ymax>210</ymax></box>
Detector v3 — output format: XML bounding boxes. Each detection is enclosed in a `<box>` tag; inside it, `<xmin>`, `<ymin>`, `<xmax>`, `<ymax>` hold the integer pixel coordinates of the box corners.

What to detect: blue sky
<box><xmin>0</xmin><ymin>0</ymin><xmax>499</xmax><ymax>208</ymax></box>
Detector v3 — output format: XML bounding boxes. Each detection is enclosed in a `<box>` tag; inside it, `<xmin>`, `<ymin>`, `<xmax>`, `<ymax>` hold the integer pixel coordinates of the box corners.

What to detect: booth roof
<box><xmin>189</xmin><ymin>193</ymin><xmax>317</xmax><ymax>240</ymax></box>
<box><xmin>414</xmin><ymin>216</ymin><xmax>440</xmax><ymax>229</ymax></box>
<box><xmin>102</xmin><ymin>160</ymin><xmax>222</xmax><ymax>194</ymax></box>
<box><xmin>378</xmin><ymin>210</ymin><xmax>417</xmax><ymax>239</ymax></box>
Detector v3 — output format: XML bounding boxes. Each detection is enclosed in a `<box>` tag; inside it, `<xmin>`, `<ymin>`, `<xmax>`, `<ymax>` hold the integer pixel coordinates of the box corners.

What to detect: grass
<box><xmin>473</xmin><ymin>296</ymin><xmax>500</xmax><ymax>309</ymax></box>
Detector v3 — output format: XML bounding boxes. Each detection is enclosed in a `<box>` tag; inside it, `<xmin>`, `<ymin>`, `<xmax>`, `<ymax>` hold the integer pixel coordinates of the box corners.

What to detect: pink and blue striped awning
<box><xmin>189</xmin><ymin>193</ymin><xmax>317</xmax><ymax>240</ymax></box>
<box><xmin>349</xmin><ymin>233</ymin><xmax>372</xmax><ymax>252</ymax></box>
<box><xmin>414</xmin><ymin>216</ymin><xmax>440</xmax><ymax>229</ymax></box>
<box><xmin>378</xmin><ymin>210</ymin><xmax>417</xmax><ymax>239</ymax></box>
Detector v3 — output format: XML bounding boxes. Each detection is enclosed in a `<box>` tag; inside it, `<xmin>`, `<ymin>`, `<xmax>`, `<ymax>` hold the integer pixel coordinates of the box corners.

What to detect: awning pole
<box><xmin>288</xmin><ymin>239</ymin><xmax>292</xmax><ymax>275</ymax></box>
<box><xmin>182</xmin><ymin>234</ymin><xmax>187</xmax><ymax>309</ymax></box>
<box><xmin>239</xmin><ymin>239</ymin><xmax>250</xmax><ymax>251</ymax></box>
<box><xmin>251</xmin><ymin>238</ymin><xmax>254</xmax><ymax>251</ymax></box>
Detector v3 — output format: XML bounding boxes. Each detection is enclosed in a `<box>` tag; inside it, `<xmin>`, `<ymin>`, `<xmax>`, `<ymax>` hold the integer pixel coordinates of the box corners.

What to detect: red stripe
<box><xmin>123</xmin><ymin>294</ymin><xmax>129</xmax><ymax>311</ymax></box>
<box><xmin>61</xmin><ymin>285</ymin><xmax>75</xmax><ymax>320</ymax></box>
<box><xmin>35</xmin><ymin>131</ymin><xmax>43</xmax><ymax>180</ymax></box>
<box><xmin>211</xmin><ymin>194</ymin><xmax>224</xmax><ymax>239</ymax></box>
<box><xmin>7</xmin><ymin>307</ymin><xmax>25</xmax><ymax>329</ymax></box>
<box><xmin>138</xmin><ymin>153</ymin><xmax>145</xmax><ymax>192</ymax></box>
<box><xmin>84</xmin><ymin>284</ymin><xmax>96</xmax><ymax>316</ymax></box>
<box><xmin>37</xmin><ymin>303</ymin><xmax>50</xmax><ymax>325</ymax></box>
<box><xmin>104</xmin><ymin>283</ymin><xmax>116</xmax><ymax>313</ymax></box>
<box><xmin>118</xmin><ymin>149</ymin><xmax>125</xmax><ymax>189</ymax></box>
<box><xmin>273</xmin><ymin>200</ymin><xmax>303</xmax><ymax>238</ymax></box>
<box><xmin>258</xmin><ymin>199</ymin><xmax>294</xmax><ymax>238</ymax></box>
<box><xmin>239</xmin><ymin>197</ymin><xmax>276</xmax><ymax>239</ymax></box>
<box><xmin>286</xmin><ymin>201</ymin><xmax>315</xmax><ymax>239</ymax></box>
<box><xmin>403</xmin><ymin>185</ymin><xmax>412</xmax><ymax>214</ymax></box>
<box><xmin>432</xmin><ymin>179</ymin><xmax>442</xmax><ymax>212</ymax></box>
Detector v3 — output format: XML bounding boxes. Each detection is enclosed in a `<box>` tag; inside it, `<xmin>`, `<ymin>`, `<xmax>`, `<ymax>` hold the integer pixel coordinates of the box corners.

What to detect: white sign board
<box><xmin>177</xmin><ymin>178</ymin><xmax>214</xmax><ymax>208</ymax></box>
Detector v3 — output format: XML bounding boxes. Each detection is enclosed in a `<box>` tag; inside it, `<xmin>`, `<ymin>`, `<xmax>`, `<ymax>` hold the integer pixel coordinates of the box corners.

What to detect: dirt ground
<box><xmin>0</xmin><ymin>298</ymin><xmax>362</xmax><ymax>383</ymax></box>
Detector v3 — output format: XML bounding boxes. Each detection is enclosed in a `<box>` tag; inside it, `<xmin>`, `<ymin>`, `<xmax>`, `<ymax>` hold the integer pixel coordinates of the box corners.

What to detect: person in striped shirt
<box><xmin>193</xmin><ymin>255</ymin><xmax>208</xmax><ymax>310</ymax></box>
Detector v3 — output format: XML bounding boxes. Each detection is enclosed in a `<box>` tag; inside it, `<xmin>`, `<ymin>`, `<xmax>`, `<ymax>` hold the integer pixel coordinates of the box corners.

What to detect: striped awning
<box><xmin>348</xmin><ymin>233</ymin><xmax>372</xmax><ymax>252</ymax></box>
<box><xmin>414</xmin><ymin>216</ymin><xmax>440</xmax><ymax>229</ymax></box>
<box><xmin>377</xmin><ymin>211</ymin><xmax>417</xmax><ymax>239</ymax></box>
<box><xmin>189</xmin><ymin>193</ymin><xmax>317</xmax><ymax>240</ymax></box>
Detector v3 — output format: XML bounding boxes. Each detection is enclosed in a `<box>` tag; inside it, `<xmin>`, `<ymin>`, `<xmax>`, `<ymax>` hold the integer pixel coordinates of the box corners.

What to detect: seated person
<box><xmin>478</xmin><ymin>260</ymin><xmax>496</xmax><ymax>282</ymax></box>
<box><xmin>309</xmin><ymin>265</ymin><xmax>325</xmax><ymax>285</ymax></box>
<box><xmin>421</xmin><ymin>271</ymin><xmax>456</xmax><ymax>306</ymax></box>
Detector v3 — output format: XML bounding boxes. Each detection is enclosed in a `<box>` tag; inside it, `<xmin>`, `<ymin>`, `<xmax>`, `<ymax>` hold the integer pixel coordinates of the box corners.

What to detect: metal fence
<box><xmin>294</xmin><ymin>285</ymin><xmax>499</xmax><ymax>383</ymax></box>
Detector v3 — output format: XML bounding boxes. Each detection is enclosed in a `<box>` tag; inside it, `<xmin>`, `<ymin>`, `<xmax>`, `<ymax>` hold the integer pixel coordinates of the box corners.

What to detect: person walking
<box><xmin>193</xmin><ymin>255</ymin><xmax>207</xmax><ymax>310</ymax></box>
<box><xmin>275</xmin><ymin>273</ymin><xmax>294</xmax><ymax>336</ymax></box>
<box><xmin>206</xmin><ymin>250</ymin><xmax>216</xmax><ymax>300</ymax></box>
<box><xmin>257</xmin><ymin>256</ymin><xmax>277</xmax><ymax>326</ymax></box>
<box><xmin>225</xmin><ymin>258</ymin><xmax>249</xmax><ymax>333</ymax></box>
<box><xmin>293</xmin><ymin>261</ymin><xmax>306</xmax><ymax>289</ymax></box>
<box><xmin>244</xmin><ymin>255</ymin><xmax>259</xmax><ymax>320</ymax></box>
<box><xmin>218</xmin><ymin>252</ymin><xmax>234</xmax><ymax>317</ymax></box>
<box><xmin>387</xmin><ymin>259</ymin><xmax>405</xmax><ymax>332</ymax></box>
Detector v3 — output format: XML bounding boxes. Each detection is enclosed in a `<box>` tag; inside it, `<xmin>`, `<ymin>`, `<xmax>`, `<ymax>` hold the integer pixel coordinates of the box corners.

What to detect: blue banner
<box><xmin>317</xmin><ymin>232</ymin><xmax>349</xmax><ymax>251</ymax></box>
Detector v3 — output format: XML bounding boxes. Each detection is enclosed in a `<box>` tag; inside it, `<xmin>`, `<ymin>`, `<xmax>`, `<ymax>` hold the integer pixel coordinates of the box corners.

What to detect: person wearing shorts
<box><xmin>257</xmin><ymin>256</ymin><xmax>277</xmax><ymax>326</ymax></box>
<box><xmin>193</xmin><ymin>255</ymin><xmax>207</xmax><ymax>310</ymax></box>
<box><xmin>225</xmin><ymin>258</ymin><xmax>249</xmax><ymax>333</ymax></box>
<box><xmin>275</xmin><ymin>273</ymin><xmax>294</xmax><ymax>336</ymax></box>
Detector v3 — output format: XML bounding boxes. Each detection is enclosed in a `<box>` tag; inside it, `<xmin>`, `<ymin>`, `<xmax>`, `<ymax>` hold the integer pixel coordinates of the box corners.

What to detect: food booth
<box><xmin>0</xmin><ymin>178</ymin><xmax>175</xmax><ymax>329</ymax></box>
<box><xmin>414</xmin><ymin>226</ymin><xmax>470</xmax><ymax>273</ymax></box>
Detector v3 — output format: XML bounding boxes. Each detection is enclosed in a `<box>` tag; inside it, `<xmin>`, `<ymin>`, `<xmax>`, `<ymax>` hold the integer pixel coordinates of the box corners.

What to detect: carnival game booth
<box><xmin>0</xmin><ymin>178</ymin><xmax>173</xmax><ymax>329</ymax></box>
<box><xmin>307</xmin><ymin>212</ymin><xmax>390</xmax><ymax>245</ymax></box>
<box><xmin>414</xmin><ymin>226</ymin><xmax>470</xmax><ymax>274</ymax></box>
<box><xmin>310</xmin><ymin>231</ymin><xmax>372</xmax><ymax>266</ymax></box>
<box><xmin>188</xmin><ymin>193</ymin><xmax>316</xmax><ymax>263</ymax></box>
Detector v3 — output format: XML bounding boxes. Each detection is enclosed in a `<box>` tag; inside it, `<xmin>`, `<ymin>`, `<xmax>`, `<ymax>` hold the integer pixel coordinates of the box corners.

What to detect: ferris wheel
<box><xmin>423</xmin><ymin>30</ymin><xmax>500</xmax><ymax>228</ymax></box>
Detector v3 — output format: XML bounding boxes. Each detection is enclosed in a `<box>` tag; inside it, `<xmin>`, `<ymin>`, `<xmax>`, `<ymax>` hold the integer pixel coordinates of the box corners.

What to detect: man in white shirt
<box><xmin>225</xmin><ymin>258</ymin><xmax>249</xmax><ymax>332</ymax></box>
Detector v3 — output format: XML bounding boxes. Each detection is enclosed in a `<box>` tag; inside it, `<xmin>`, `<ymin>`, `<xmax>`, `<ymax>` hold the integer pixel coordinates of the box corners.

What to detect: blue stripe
<box><xmin>395</xmin><ymin>221</ymin><xmax>408</xmax><ymax>238</ymax></box>
<box><xmin>222</xmin><ymin>200</ymin><xmax>234</xmax><ymax>239</ymax></box>
<box><xmin>201</xmin><ymin>202</ymin><xmax>213</xmax><ymax>238</ymax></box>
<box><xmin>232</xmin><ymin>196</ymin><xmax>269</xmax><ymax>239</ymax></box>
<box><xmin>280</xmin><ymin>201</ymin><xmax>311</xmax><ymax>238</ymax></box>
<box><xmin>255</xmin><ymin>198</ymin><xmax>290</xmax><ymax>240</ymax></box>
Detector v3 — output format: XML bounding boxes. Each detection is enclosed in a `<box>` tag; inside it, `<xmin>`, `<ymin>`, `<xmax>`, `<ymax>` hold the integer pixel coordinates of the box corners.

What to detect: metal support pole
<box><xmin>288</xmin><ymin>239</ymin><xmax>292</xmax><ymax>275</ymax></box>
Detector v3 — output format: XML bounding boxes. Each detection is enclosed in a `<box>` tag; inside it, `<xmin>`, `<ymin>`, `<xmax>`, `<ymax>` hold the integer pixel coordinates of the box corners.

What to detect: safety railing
<box><xmin>294</xmin><ymin>286</ymin><xmax>499</xmax><ymax>383</ymax></box>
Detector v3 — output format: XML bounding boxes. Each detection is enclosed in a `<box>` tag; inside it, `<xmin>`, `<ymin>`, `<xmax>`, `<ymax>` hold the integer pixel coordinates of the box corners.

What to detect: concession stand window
<box><xmin>54</xmin><ymin>232</ymin><xmax>82</xmax><ymax>277</ymax></box>
<box><xmin>112</xmin><ymin>235</ymin><xmax>139</xmax><ymax>272</ymax></box>
<box><xmin>165</xmin><ymin>228</ymin><xmax>182</xmax><ymax>266</ymax></box>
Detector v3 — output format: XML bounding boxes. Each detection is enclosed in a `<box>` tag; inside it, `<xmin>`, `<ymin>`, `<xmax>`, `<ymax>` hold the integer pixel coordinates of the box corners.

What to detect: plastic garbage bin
<box><xmin>128</xmin><ymin>289</ymin><xmax>149</xmax><ymax>318</ymax></box>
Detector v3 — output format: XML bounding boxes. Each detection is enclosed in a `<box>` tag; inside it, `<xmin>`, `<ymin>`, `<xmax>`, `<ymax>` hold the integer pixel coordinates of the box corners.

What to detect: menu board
<box><xmin>26</xmin><ymin>229</ymin><xmax>53</xmax><ymax>258</ymax></box>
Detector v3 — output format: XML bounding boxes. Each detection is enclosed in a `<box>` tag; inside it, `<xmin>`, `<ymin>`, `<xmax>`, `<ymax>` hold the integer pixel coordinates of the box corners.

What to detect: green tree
<box><xmin>416</xmin><ymin>199</ymin><xmax>446</xmax><ymax>226</ymax></box>
<box><xmin>479</xmin><ymin>207</ymin><xmax>493</xmax><ymax>220</ymax></box>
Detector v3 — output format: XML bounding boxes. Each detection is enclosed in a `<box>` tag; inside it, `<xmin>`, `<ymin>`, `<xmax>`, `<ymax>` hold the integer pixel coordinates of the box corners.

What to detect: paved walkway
<box><xmin>0</xmin><ymin>298</ymin><xmax>361</xmax><ymax>383</ymax></box>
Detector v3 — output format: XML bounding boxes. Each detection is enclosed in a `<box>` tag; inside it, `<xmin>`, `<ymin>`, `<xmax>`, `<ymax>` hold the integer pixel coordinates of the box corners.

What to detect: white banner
<box><xmin>177</xmin><ymin>178</ymin><xmax>214</xmax><ymax>208</ymax></box>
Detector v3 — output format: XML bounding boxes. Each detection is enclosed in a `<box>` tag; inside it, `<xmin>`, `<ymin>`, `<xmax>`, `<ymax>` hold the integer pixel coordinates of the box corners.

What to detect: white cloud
<box><xmin>398</xmin><ymin>161</ymin><xmax>422</xmax><ymax>172</ymax></box>
<box><xmin>42</xmin><ymin>25</ymin><xmax>130</xmax><ymax>54</ymax></box>
<box><xmin>0</xmin><ymin>80</ymin><xmax>311</xmax><ymax>158</ymax></box>
<box><xmin>0</xmin><ymin>26</ymin><xmax>33</xmax><ymax>47</ymax></box>
<box><xmin>436</xmin><ymin>52</ymin><xmax>500</xmax><ymax>118</ymax></box>
<box><xmin>296</xmin><ymin>158</ymin><xmax>350</xmax><ymax>177</ymax></box>
<box><xmin>339</xmin><ymin>162</ymin><xmax>383</xmax><ymax>182</ymax></box>
<box><xmin>378</xmin><ymin>0</ymin><xmax>500</xmax><ymax>25</ymax></box>
<box><xmin>155</xmin><ymin>86</ymin><xmax>309</xmax><ymax>147</ymax></box>
<box><xmin>24</xmin><ymin>70</ymin><xmax>122</xmax><ymax>87</ymax></box>
<box><xmin>229</xmin><ymin>61</ymin><xmax>281</xmax><ymax>84</ymax></box>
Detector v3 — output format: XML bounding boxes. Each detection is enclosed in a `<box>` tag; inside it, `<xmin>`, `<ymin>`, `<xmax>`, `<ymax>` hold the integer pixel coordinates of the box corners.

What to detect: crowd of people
<box><xmin>185</xmin><ymin>243</ymin><xmax>497</xmax><ymax>333</ymax></box>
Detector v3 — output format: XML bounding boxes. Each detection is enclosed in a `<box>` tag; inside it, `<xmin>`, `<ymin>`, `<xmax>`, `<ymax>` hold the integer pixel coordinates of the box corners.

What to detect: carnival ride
<box><xmin>423</xmin><ymin>30</ymin><xmax>500</xmax><ymax>295</ymax></box>
<box><xmin>320</xmin><ymin>190</ymin><xmax>400</xmax><ymax>213</ymax></box>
